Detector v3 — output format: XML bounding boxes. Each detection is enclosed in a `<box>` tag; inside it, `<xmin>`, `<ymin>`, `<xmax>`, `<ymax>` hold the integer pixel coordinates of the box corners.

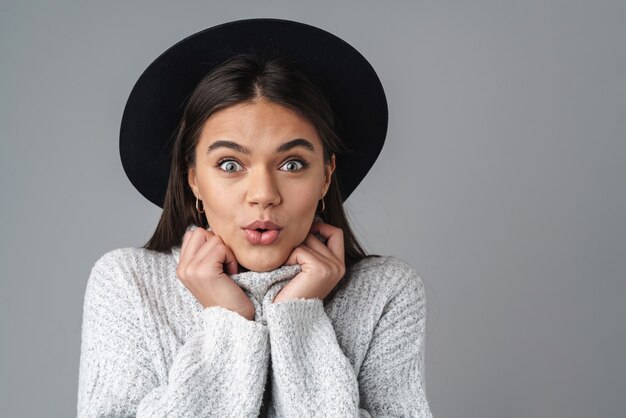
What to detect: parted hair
<box><xmin>143</xmin><ymin>53</ymin><xmax>379</xmax><ymax>303</ymax></box>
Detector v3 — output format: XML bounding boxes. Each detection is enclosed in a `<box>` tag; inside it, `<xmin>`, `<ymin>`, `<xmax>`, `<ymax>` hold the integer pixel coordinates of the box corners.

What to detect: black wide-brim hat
<box><xmin>120</xmin><ymin>18</ymin><xmax>388</xmax><ymax>208</ymax></box>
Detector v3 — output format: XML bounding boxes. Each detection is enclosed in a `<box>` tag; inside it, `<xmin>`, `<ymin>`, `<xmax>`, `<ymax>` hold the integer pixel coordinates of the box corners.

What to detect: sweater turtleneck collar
<box><xmin>170</xmin><ymin>224</ymin><xmax>302</xmax><ymax>303</ymax></box>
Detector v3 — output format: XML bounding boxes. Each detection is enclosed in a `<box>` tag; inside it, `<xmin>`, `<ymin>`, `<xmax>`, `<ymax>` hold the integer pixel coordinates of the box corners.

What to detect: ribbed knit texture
<box><xmin>77</xmin><ymin>228</ymin><xmax>432</xmax><ymax>417</ymax></box>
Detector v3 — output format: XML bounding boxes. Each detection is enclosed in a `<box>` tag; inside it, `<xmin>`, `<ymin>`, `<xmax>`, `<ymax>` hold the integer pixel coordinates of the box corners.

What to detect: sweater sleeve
<box><xmin>356</xmin><ymin>262</ymin><xmax>432</xmax><ymax>417</ymax></box>
<box><xmin>77</xmin><ymin>250</ymin><xmax>270</xmax><ymax>417</ymax></box>
<box><xmin>263</xmin><ymin>258</ymin><xmax>432</xmax><ymax>418</ymax></box>
<box><xmin>264</xmin><ymin>297</ymin><xmax>360</xmax><ymax>417</ymax></box>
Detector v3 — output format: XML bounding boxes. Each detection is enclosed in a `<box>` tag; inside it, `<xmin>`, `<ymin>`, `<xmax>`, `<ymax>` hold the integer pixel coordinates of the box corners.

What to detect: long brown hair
<box><xmin>143</xmin><ymin>53</ymin><xmax>379</xmax><ymax>302</ymax></box>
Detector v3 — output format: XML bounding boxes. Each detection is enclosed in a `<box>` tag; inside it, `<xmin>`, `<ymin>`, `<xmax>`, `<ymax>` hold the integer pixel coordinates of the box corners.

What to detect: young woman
<box><xmin>78</xmin><ymin>19</ymin><xmax>432</xmax><ymax>417</ymax></box>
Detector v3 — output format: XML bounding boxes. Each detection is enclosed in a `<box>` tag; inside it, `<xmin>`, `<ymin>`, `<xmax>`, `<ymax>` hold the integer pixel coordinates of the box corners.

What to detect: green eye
<box><xmin>218</xmin><ymin>160</ymin><xmax>243</xmax><ymax>173</ymax></box>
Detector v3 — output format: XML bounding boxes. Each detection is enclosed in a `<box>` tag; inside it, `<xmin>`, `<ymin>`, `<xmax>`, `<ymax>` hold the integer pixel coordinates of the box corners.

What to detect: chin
<box><xmin>238</xmin><ymin>252</ymin><xmax>288</xmax><ymax>272</ymax></box>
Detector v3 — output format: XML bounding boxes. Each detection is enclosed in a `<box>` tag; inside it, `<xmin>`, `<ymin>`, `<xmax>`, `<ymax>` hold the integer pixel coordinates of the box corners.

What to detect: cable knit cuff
<box><xmin>262</xmin><ymin>297</ymin><xmax>362</xmax><ymax>416</ymax></box>
<box><xmin>202</xmin><ymin>305</ymin><xmax>269</xmax><ymax>348</ymax></box>
<box><xmin>264</xmin><ymin>297</ymin><xmax>327</xmax><ymax>334</ymax></box>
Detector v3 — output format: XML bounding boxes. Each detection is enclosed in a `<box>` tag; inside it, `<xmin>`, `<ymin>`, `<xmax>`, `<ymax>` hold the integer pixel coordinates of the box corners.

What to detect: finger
<box><xmin>287</xmin><ymin>244</ymin><xmax>341</xmax><ymax>286</ymax></box>
<box><xmin>178</xmin><ymin>228</ymin><xmax>211</xmax><ymax>268</ymax></box>
<box><xmin>197</xmin><ymin>227</ymin><xmax>215</xmax><ymax>239</ymax></box>
<box><xmin>303</xmin><ymin>233</ymin><xmax>335</xmax><ymax>260</ymax></box>
<box><xmin>300</xmin><ymin>237</ymin><xmax>345</xmax><ymax>280</ymax></box>
<box><xmin>180</xmin><ymin>228</ymin><xmax>218</xmax><ymax>270</ymax></box>
<box><xmin>221</xmin><ymin>243</ymin><xmax>239</xmax><ymax>276</ymax></box>
<box><xmin>188</xmin><ymin>233</ymin><xmax>239</xmax><ymax>276</ymax></box>
<box><xmin>288</xmin><ymin>243</ymin><xmax>334</xmax><ymax>271</ymax></box>
<box><xmin>308</xmin><ymin>223</ymin><xmax>345</xmax><ymax>264</ymax></box>
<box><xmin>285</xmin><ymin>244</ymin><xmax>318</xmax><ymax>266</ymax></box>
<box><xmin>303</xmin><ymin>239</ymin><xmax>340</xmax><ymax>273</ymax></box>
<box><xmin>181</xmin><ymin>225</ymin><xmax>205</xmax><ymax>252</ymax></box>
<box><xmin>180</xmin><ymin>233</ymin><xmax>190</xmax><ymax>263</ymax></box>
<box><xmin>186</xmin><ymin>235</ymin><xmax>220</xmax><ymax>270</ymax></box>
<box><xmin>201</xmin><ymin>230</ymin><xmax>238</xmax><ymax>275</ymax></box>
<box><xmin>301</xmin><ymin>236</ymin><xmax>339</xmax><ymax>271</ymax></box>
<box><xmin>180</xmin><ymin>229</ymin><xmax>195</xmax><ymax>257</ymax></box>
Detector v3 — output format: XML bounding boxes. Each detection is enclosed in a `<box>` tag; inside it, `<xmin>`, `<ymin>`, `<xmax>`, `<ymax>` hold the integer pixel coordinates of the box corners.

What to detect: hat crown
<box><xmin>120</xmin><ymin>18</ymin><xmax>387</xmax><ymax>208</ymax></box>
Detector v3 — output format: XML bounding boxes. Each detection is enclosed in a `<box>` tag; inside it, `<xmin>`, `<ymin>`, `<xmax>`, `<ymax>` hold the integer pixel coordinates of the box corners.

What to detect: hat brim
<box><xmin>120</xmin><ymin>18</ymin><xmax>388</xmax><ymax>208</ymax></box>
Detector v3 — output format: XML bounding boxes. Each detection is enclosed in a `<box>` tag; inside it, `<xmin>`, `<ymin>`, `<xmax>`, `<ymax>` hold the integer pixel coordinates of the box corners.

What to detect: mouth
<box><xmin>242</xmin><ymin>220</ymin><xmax>282</xmax><ymax>245</ymax></box>
<box><xmin>242</xmin><ymin>228</ymin><xmax>281</xmax><ymax>245</ymax></box>
<box><xmin>243</xmin><ymin>220</ymin><xmax>282</xmax><ymax>230</ymax></box>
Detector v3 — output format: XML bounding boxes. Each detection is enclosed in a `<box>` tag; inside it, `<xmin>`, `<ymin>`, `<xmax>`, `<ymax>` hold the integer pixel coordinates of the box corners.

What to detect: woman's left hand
<box><xmin>273</xmin><ymin>222</ymin><xmax>346</xmax><ymax>303</ymax></box>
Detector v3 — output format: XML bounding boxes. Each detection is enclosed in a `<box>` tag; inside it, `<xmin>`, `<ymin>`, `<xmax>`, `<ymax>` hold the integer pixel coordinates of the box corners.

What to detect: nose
<box><xmin>246</xmin><ymin>167</ymin><xmax>282</xmax><ymax>209</ymax></box>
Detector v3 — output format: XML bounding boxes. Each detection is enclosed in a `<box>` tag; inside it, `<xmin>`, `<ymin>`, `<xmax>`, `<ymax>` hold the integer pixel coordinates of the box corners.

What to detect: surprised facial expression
<box><xmin>188</xmin><ymin>99</ymin><xmax>335</xmax><ymax>272</ymax></box>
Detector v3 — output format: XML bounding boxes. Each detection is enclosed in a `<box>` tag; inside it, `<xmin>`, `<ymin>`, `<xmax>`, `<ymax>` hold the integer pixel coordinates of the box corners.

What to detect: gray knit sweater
<box><xmin>77</xmin><ymin>232</ymin><xmax>432</xmax><ymax>417</ymax></box>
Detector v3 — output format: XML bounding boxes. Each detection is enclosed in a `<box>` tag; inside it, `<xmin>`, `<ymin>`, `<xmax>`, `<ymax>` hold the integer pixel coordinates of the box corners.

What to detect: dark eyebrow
<box><xmin>276</xmin><ymin>138</ymin><xmax>315</xmax><ymax>153</ymax></box>
<box><xmin>207</xmin><ymin>140</ymin><xmax>251</xmax><ymax>155</ymax></box>
<box><xmin>207</xmin><ymin>138</ymin><xmax>315</xmax><ymax>155</ymax></box>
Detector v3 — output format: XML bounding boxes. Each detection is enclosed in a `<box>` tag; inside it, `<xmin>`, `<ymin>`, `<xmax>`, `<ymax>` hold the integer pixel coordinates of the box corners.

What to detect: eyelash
<box><xmin>215</xmin><ymin>158</ymin><xmax>310</xmax><ymax>173</ymax></box>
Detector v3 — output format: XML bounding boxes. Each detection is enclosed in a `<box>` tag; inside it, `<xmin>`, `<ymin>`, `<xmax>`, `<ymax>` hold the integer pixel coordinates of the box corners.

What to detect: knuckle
<box><xmin>318</xmin><ymin>265</ymin><xmax>331</xmax><ymax>277</ymax></box>
<box><xmin>198</xmin><ymin>264</ymin><xmax>213</xmax><ymax>277</ymax></box>
<box><xmin>207</xmin><ymin>235</ymin><xmax>220</xmax><ymax>245</ymax></box>
<box><xmin>183</xmin><ymin>265</ymin><xmax>193</xmax><ymax>278</ymax></box>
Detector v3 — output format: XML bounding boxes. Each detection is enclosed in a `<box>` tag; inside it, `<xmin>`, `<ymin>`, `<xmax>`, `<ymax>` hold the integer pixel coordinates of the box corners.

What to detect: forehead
<box><xmin>198</xmin><ymin>99</ymin><xmax>323</xmax><ymax>151</ymax></box>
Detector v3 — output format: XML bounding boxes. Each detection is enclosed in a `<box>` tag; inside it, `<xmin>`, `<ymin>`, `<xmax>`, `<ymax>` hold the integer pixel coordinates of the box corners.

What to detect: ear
<box><xmin>322</xmin><ymin>154</ymin><xmax>336</xmax><ymax>197</ymax></box>
<box><xmin>187</xmin><ymin>166</ymin><xmax>199</xmax><ymax>197</ymax></box>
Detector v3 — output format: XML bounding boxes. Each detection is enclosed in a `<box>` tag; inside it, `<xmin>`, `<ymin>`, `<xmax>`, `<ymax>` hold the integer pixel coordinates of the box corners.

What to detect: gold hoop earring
<box><xmin>195</xmin><ymin>196</ymin><xmax>204</xmax><ymax>214</ymax></box>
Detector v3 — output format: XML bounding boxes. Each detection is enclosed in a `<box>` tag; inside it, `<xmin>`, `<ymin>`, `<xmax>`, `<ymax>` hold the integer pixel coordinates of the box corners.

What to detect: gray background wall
<box><xmin>1</xmin><ymin>1</ymin><xmax>624</xmax><ymax>417</ymax></box>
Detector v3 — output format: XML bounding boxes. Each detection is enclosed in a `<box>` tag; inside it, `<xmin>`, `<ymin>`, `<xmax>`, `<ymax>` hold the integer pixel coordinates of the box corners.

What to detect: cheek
<box><xmin>198</xmin><ymin>178</ymin><xmax>241</xmax><ymax>231</ymax></box>
<box><xmin>288</xmin><ymin>198</ymin><xmax>319</xmax><ymax>242</ymax></box>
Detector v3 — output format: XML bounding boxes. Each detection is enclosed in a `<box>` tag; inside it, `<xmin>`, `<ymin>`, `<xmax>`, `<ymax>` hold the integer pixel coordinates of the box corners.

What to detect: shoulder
<box><xmin>88</xmin><ymin>247</ymin><xmax>173</xmax><ymax>289</ymax></box>
<box><xmin>92</xmin><ymin>246</ymin><xmax>172</xmax><ymax>270</ymax></box>
<box><xmin>345</xmin><ymin>255</ymin><xmax>426</xmax><ymax>302</ymax></box>
<box><xmin>91</xmin><ymin>247</ymin><xmax>151</xmax><ymax>273</ymax></box>
<box><xmin>348</xmin><ymin>255</ymin><xmax>422</xmax><ymax>283</ymax></box>
<box><xmin>92</xmin><ymin>247</ymin><xmax>142</xmax><ymax>266</ymax></box>
<box><xmin>85</xmin><ymin>247</ymin><xmax>175</xmax><ymax>307</ymax></box>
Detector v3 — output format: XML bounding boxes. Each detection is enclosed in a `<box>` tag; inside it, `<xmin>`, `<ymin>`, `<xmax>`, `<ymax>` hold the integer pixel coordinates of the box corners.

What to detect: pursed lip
<box><xmin>242</xmin><ymin>220</ymin><xmax>282</xmax><ymax>230</ymax></box>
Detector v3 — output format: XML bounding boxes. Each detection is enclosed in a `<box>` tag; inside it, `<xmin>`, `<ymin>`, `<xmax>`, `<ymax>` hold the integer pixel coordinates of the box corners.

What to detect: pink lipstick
<box><xmin>242</xmin><ymin>220</ymin><xmax>282</xmax><ymax>245</ymax></box>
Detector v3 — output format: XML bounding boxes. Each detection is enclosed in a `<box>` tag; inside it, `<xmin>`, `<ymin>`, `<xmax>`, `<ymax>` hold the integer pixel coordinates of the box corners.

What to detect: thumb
<box><xmin>223</xmin><ymin>245</ymin><xmax>239</xmax><ymax>275</ymax></box>
<box><xmin>285</xmin><ymin>247</ymin><xmax>303</xmax><ymax>266</ymax></box>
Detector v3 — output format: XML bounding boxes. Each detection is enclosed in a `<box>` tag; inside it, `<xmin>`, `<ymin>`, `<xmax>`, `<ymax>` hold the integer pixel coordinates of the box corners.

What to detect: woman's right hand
<box><xmin>176</xmin><ymin>227</ymin><xmax>255</xmax><ymax>321</ymax></box>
